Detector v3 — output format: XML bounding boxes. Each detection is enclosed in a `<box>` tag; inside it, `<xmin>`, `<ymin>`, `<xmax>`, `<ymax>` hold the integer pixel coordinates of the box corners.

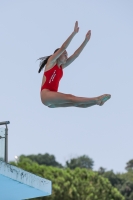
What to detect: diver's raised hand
<box><xmin>74</xmin><ymin>21</ymin><xmax>79</xmax><ymax>34</ymax></box>
<box><xmin>85</xmin><ymin>30</ymin><xmax>91</xmax><ymax>41</ymax></box>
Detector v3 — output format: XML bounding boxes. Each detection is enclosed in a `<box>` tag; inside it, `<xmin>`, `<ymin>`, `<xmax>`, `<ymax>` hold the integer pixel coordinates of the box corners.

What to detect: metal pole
<box><xmin>5</xmin><ymin>124</ymin><xmax>8</xmax><ymax>163</ymax></box>
<box><xmin>0</xmin><ymin>121</ymin><xmax>10</xmax><ymax>126</ymax></box>
<box><xmin>0</xmin><ymin>121</ymin><xmax>10</xmax><ymax>163</ymax></box>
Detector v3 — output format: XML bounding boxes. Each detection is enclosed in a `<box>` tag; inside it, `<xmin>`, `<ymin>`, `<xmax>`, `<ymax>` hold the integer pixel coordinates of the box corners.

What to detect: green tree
<box><xmin>125</xmin><ymin>160</ymin><xmax>133</xmax><ymax>171</ymax></box>
<box><xmin>99</xmin><ymin>169</ymin><xmax>133</xmax><ymax>200</ymax></box>
<box><xmin>66</xmin><ymin>155</ymin><xmax>94</xmax><ymax>170</ymax></box>
<box><xmin>120</xmin><ymin>181</ymin><xmax>133</xmax><ymax>200</ymax></box>
<box><xmin>10</xmin><ymin>157</ymin><xmax>124</xmax><ymax>200</ymax></box>
<box><xmin>102</xmin><ymin>170</ymin><xmax>123</xmax><ymax>187</ymax></box>
<box><xmin>118</xmin><ymin>170</ymin><xmax>133</xmax><ymax>200</ymax></box>
<box><xmin>98</xmin><ymin>167</ymin><xmax>106</xmax><ymax>175</ymax></box>
<box><xmin>19</xmin><ymin>153</ymin><xmax>63</xmax><ymax>168</ymax></box>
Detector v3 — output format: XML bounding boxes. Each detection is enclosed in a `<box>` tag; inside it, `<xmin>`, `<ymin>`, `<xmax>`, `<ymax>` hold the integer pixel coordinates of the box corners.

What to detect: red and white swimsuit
<box><xmin>41</xmin><ymin>64</ymin><xmax>63</xmax><ymax>92</ymax></box>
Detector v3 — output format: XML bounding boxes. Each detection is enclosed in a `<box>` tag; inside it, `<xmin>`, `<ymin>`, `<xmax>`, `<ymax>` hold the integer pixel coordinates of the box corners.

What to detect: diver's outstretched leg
<box><xmin>41</xmin><ymin>90</ymin><xmax>111</xmax><ymax>108</ymax></box>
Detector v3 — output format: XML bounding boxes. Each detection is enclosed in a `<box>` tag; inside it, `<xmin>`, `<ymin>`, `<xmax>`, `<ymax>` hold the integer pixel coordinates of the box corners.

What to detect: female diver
<box><xmin>38</xmin><ymin>21</ymin><xmax>111</xmax><ymax>108</ymax></box>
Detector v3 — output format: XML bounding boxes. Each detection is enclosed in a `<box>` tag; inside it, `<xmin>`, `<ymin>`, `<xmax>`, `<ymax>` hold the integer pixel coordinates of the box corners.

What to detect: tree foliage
<box><xmin>10</xmin><ymin>155</ymin><xmax>133</xmax><ymax>200</ymax></box>
<box><xmin>10</xmin><ymin>157</ymin><xmax>124</xmax><ymax>200</ymax></box>
<box><xmin>118</xmin><ymin>170</ymin><xmax>133</xmax><ymax>200</ymax></box>
<box><xmin>125</xmin><ymin>160</ymin><xmax>133</xmax><ymax>171</ymax></box>
<box><xmin>98</xmin><ymin>169</ymin><xmax>133</xmax><ymax>200</ymax></box>
<box><xmin>102</xmin><ymin>170</ymin><xmax>123</xmax><ymax>187</ymax></box>
<box><xmin>18</xmin><ymin>153</ymin><xmax>63</xmax><ymax>168</ymax></box>
<box><xmin>66</xmin><ymin>155</ymin><xmax>94</xmax><ymax>170</ymax></box>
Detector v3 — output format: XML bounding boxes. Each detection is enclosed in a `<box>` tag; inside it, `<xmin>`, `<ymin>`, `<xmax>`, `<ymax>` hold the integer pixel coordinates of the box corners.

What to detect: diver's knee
<box><xmin>67</xmin><ymin>94</ymin><xmax>75</xmax><ymax>102</ymax></box>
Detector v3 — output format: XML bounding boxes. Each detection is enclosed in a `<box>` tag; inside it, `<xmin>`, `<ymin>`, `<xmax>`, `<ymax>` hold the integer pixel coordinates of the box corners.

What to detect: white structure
<box><xmin>0</xmin><ymin>161</ymin><xmax>52</xmax><ymax>200</ymax></box>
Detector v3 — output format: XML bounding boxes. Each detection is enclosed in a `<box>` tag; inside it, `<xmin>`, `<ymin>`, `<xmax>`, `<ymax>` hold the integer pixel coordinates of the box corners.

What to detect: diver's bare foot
<box><xmin>96</xmin><ymin>94</ymin><xmax>111</xmax><ymax>106</ymax></box>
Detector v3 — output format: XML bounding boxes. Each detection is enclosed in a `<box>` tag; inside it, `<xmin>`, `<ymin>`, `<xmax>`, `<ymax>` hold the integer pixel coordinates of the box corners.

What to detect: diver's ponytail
<box><xmin>38</xmin><ymin>48</ymin><xmax>59</xmax><ymax>73</ymax></box>
<box><xmin>38</xmin><ymin>56</ymin><xmax>51</xmax><ymax>73</ymax></box>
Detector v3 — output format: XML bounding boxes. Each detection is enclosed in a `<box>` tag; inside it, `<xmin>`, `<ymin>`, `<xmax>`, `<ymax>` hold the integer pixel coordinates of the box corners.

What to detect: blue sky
<box><xmin>0</xmin><ymin>0</ymin><xmax>133</xmax><ymax>173</ymax></box>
